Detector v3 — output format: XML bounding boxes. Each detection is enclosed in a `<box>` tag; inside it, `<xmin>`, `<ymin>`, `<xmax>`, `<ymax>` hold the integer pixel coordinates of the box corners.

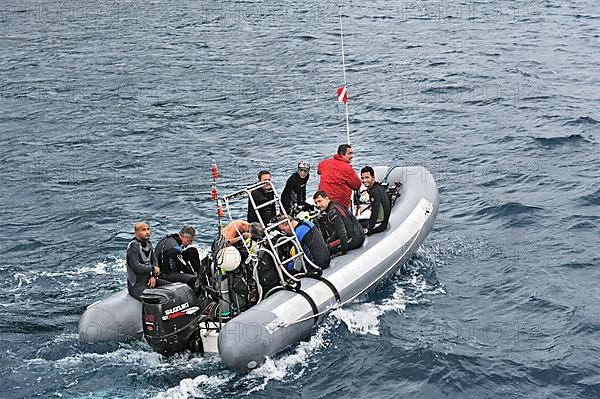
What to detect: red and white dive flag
<box><xmin>337</xmin><ymin>85</ymin><xmax>348</xmax><ymax>104</ymax></box>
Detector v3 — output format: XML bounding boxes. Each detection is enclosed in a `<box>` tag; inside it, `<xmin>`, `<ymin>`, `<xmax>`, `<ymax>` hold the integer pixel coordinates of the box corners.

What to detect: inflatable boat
<box><xmin>79</xmin><ymin>165</ymin><xmax>438</xmax><ymax>371</ymax></box>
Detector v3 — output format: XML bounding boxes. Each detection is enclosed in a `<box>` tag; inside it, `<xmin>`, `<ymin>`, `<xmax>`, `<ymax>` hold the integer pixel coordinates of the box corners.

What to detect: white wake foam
<box><xmin>242</xmin><ymin>319</ymin><xmax>334</xmax><ymax>394</ymax></box>
<box><xmin>152</xmin><ymin>318</ymin><xmax>335</xmax><ymax>398</ymax></box>
<box><xmin>79</xmin><ymin>256</ymin><xmax>127</xmax><ymax>275</ymax></box>
<box><xmin>331</xmin><ymin>284</ymin><xmax>407</xmax><ymax>336</ymax></box>
<box><xmin>6</xmin><ymin>257</ymin><xmax>127</xmax><ymax>291</ymax></box>
<box><xmin>54</xmin><ymin>347</ymin><xmax>164</xmax><ymax>368</ymax></box>
<box><xmin>155</xmin><ymin>374</ymin><xmax>232</xmax><ymax>399</ymax></box>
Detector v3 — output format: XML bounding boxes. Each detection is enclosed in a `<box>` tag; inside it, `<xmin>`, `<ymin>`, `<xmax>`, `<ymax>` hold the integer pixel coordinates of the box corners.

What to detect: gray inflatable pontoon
<box><xmin>79</xmin><ymin>288</ymin><xmax>143</xmax><ymax>344</ymax></box>
<box><xmin>218</xmin><ymin>165</ymin><xmax>438</xmax><ymax>371</ymax></box>
<box><xmin>79</xmin><ymin>165</ymin><xmax>438</xmax><ymax>371</ymax></box>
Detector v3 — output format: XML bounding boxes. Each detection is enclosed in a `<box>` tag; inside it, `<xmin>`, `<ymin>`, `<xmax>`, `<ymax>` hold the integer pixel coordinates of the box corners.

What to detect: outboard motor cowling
<box><xmin>140</xmin><ymin>283</ymin><xmax>203</xmax><ymax>355</ymax></box>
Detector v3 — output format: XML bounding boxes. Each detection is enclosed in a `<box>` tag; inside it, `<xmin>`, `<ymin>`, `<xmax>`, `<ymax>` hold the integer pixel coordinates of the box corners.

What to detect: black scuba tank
<box><xmin>140</xmin><ymin>282</ymin><xmax>204</xmax><ymax>355</ymax></box>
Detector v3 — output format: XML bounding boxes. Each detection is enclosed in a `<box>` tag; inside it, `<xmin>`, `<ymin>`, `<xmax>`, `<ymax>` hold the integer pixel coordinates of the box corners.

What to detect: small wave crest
<box><xmin>563</xmin><ymin>116</ymin><xmax>599</xmax><ymax>126</ymax></box>
<box><xmin>580</xmin><ymin>189</ymin><xmax>600</xmax><ymax>206</ymax></box>
<box><xmin>478</xmin><ymin>201</ymin><xmax>543</xmax><ymax>216</ymax></box>
<box><xmin>533</xmin><ymin>133</ymin><xmax>589</xmax><ymax>147</ymax></box>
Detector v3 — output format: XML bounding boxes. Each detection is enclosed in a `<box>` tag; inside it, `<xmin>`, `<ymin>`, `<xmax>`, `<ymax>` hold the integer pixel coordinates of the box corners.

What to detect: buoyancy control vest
<box><xmin>295</xmin><ymin>220</ymin><xmax>331</xmax><ymax>270</ymax></box>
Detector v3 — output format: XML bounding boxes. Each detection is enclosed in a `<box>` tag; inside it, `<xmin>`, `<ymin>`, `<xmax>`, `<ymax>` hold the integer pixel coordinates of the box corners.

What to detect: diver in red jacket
<box><xmin>317</xmin><ymin>144</ymin><xmax>362</xmax><ymax>210</ymax></box>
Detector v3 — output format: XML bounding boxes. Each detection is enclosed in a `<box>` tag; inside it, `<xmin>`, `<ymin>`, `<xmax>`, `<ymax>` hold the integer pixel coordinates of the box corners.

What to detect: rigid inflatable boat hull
<box><xmin>218</xmin><ymin>165</ymin><xmax>439</xmax><ymax>372</ymax></box>
<box><xmin>78</xmin><ymin>165</ymin><xmax>438</xmax><ymax>371</ymax></box>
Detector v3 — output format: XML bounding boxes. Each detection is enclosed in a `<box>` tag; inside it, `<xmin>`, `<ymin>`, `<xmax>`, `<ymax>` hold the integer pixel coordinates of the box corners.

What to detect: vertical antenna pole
<box><xmin>339</xmin><ymin>7</ymin><xmax>350</xmax><ymax>145</ymax></box>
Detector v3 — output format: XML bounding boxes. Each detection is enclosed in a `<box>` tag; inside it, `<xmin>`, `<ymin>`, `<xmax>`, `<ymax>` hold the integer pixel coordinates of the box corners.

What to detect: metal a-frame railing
<box><xmin>221</xmin><ymin>179</ymin><xmax>313</xmax><ymax>291</ymax></box>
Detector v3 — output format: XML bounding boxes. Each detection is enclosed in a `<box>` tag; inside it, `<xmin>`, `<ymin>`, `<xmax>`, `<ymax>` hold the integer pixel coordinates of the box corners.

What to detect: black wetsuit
<box><xmin>321</xmin><ymin>201</ymin><xmax>365</xmax><ymax>255</ymax></box>
<box><xmin>126</xmin><ymin>238</ymin><xmax>168</xmax><ymax>300</ymax></box>
<box><xmin>155</xmin><ymin>233</ymin><xmax>197</xmax><ymax>288</ymax></box>
<box><xmin>247</xmin><ymin>187</ymin><xmax>276</xmax><ymax>224</ymax></box>
<box><xmin>366</xmin><ymin>182</ymin><xmax>391</xmax><ymax>235</ymax></box>
<box><xmin>295</xmin><ymin>220</ymin><xmax>330</xmax><ymax>270</ymax></box>
<box><xmin>281</xmin><ymin>172</ymin><xmax>309</xmax><ymax>211</ymax></box>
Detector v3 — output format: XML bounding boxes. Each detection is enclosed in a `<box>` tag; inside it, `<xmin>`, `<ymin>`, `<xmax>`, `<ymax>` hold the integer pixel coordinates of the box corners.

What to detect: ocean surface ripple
<box><xmin>1</xmin><ymin>0</ymin><xmax>598</xmax><ymax>398</ymax></box>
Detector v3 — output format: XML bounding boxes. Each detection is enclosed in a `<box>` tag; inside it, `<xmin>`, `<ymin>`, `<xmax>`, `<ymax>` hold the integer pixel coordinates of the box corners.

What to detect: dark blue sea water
<box><xmin>1</xmin><ymin>0</ymin><xmax>599</xmax><ymax>397</ymax></box>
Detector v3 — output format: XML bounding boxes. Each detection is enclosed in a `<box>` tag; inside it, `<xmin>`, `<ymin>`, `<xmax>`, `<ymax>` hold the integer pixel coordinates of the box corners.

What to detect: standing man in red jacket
<box><xmin>317</xmin><ymin>144</ymin><xmax>362</xmax><ymax>210</ymax></box>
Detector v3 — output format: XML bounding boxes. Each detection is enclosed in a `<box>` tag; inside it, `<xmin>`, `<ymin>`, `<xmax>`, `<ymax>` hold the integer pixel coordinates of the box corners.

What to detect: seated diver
<box><xmin>247</xmin><ymin>170</ymin><xmax>277</xmax><ymax>224</ymax></box>
<box><xmin>155</xmin><ymin>225</ymin><xmax>199</xmax><ymax>289</ymax></box>
<box><xmin>126</xmin><ymin>222</ymin><xmax>169</xmax><ymax>301</ymax></box>
<box><xmin>277</xmin><ymin>213</ymin><xmax>330</xmax><ymax>271</ymax></box>
<box><xmin>359</xmin><ymin>166</ymin><xmax>391</xmax><ymax>235</ymax></box>
<box><xmin>313</xmin><ymin>190</ymin><xmax>365</xmax><ymax>255</ymax></box>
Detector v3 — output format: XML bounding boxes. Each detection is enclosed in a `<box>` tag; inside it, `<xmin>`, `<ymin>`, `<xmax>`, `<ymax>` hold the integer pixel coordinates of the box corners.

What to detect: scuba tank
<box><xmin>214</xmin><ymin>245</ymin><xmax>254</xmax><ymax>318</ymax></box>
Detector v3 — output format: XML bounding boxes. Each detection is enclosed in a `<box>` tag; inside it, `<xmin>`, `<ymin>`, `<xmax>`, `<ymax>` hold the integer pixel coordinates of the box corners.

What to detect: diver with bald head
<box><xmin>126</xmin><ymin>222</ymin><xmax>168</xmax><ymax>300</ymax></box>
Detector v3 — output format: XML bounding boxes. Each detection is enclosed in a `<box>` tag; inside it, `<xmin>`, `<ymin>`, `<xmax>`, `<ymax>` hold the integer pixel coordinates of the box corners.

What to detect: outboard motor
<box><xmin>140</xmin><ymin>282</ymin><xmax>204</xmax><ymax>356</ymax></box>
